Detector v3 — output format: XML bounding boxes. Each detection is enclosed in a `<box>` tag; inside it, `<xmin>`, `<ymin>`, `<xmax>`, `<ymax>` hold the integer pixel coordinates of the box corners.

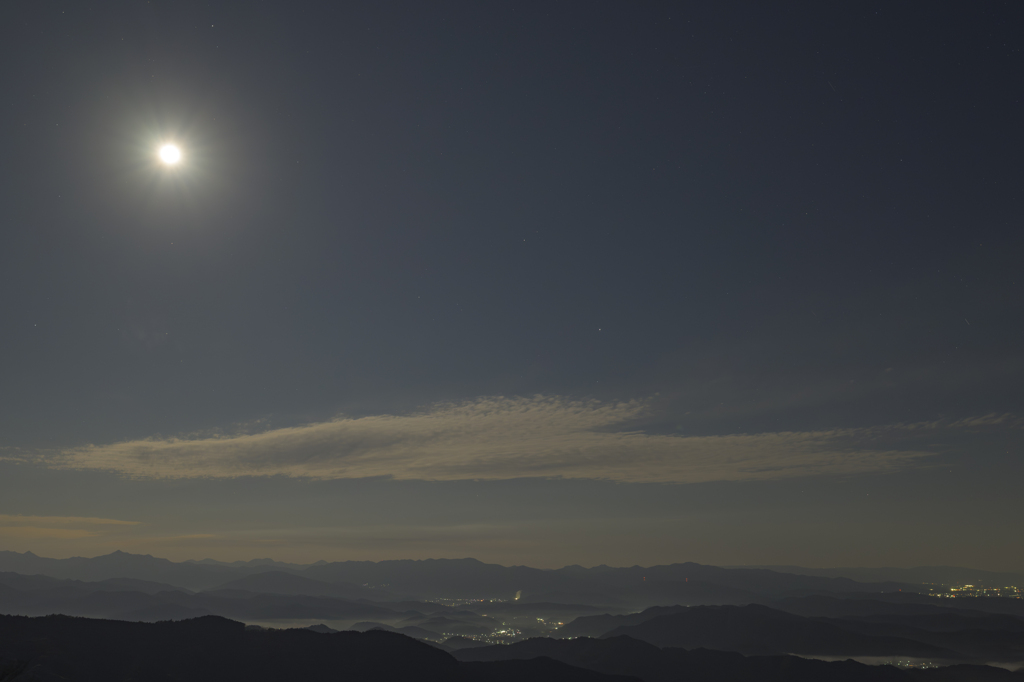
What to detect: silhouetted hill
<box><xmin>457</xmin><ymin>634</ymin><xmax>681</xmax><ymax>681</ymax></box>
<box><xmin>819</xmin><ymin>616</ymin><xmax>1024</xmax><ymax>661</ymax></box>
<box><xmin>560</xmin><ymin>605</ymin><xmax>691</xmax><ymax>637</ymax></box>
<box><xmin>0</xmin><ymin>550</ymin><xmax>239</xmax><ymax>590</ymax></box>
<box><xmin>445</xmin><ymin>635</ymin><xmax>492</xmax><ymax>650</ymax></box>
<box><xmin>457</xmin><ymin>635</ymin><xmax>899</xmax><ymax>682</ymax></box>
<box><xmin>0</xmin><ymin>578</ymin><xmax>421</xmax><ymax>622</ymax></box>
<box><xmin>750</xmin><ymin>566</ymin><xmax>1024</xmax><ymax>588</ymax></box>
<box><xmin>812</xmin><ymin>592</ymin><xmax>1024</xmax><ymax>619</ymax></box>
<box><xmin>849</xmin><ymin>612</ymin><xmax>1024</xmax><ymax>634</ymax></box>
<box><xmin>4</xmin><ymin>558</ymin><xmax>1020</xmax><ymax>660</ymax></box>
<box><xmin>185</xmin><ymin>557</ymin><xmax>312</xmax><ymax>571</ymax></box>
<box><xmin>0</xmin><ymin>582</ymin><xmax>214</xmax><ymax>621</ymax></box>
<box><xmin>456</xmin><ymin>635</ymin><xmax>1024</xmax><ymax>682</ymax></box>
<box><xmin>0</xmin><ymin>570</ymin><xmax>186</xmax><ymax>595</ymax></box>
<box><xmin>211</xmin><ymin>570</ymin><xmax>390</xmax><ymax>600</ymax></box>
<box><xmin>575</xmin><ymin>562</ymin><xmax>915</xmax><ymax>596</ymax></box>
<box><xmin>602</xmin><ymin>604</ymin><xmax>958</xmax><ymax>658</ymax></box>
<box><xmin>561</xmin><ymin>600</ymin><xmax>1024</xmax><ymax>655</ymax></box>
<box><xmin>400</xmin><ymin>609</ymin><xmax>499</xmax><ymax>628</ymax></box>
<box><xmin>910</xmin><ymin>665</ymin><xmax>1024</xmax><ymax>682</ymax></box>
<box><xmin>350</xmin><ymin>621</ymin><xmax>440</xmax><ymax>640</ymax></box>
<box><xmin>0</xmin><ymin>613</ymin><xmax>627</xmax><ymax>681</ymax></box>
<box><xmin>466</xmin><ymin>600</ymin><xmax>604</xmax><ymax>619</ymax></box>
<box><xmin>300</xmin><ymin>557</ymin><xmax>915</xmax><ymax>604</ymax></box>
<box><xmin>773</xmin><ymin>595</ymin><xmax>992</xmax><ymax>618</ymax></box>
<box><xmin>0</xmin><ymin>551</ymin><xmax>921</xmax><ymax>608</ymax></box>
<box><xmin>460</xmin><ymin>657</ymin><xmax>640</xmax><ymax>681</ymax></box>
<box><xmin>405</xmin><ymin>615</ymin><xmax>490</xmax><ymax>636</ymax></box>
<box><xmin>562</xmin><ymin>602</ymin><xmax>1023</xmax><ymax>660</ymax></box>
<box><xmin>521</xmin><ymin>579</ymin><xmax>759</xmax><ymax>608</ymax></box>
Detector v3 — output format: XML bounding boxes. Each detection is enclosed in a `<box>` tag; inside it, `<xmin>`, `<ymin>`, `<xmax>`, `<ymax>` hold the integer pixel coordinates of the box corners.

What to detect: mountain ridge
<box><xmin>0</xmin><ymin>551</ymin><xmax>920</xmax><ymax>607</ymax></box>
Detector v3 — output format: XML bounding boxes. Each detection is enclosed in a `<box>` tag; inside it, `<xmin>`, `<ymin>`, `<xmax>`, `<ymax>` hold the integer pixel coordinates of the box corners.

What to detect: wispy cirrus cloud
<box><xmin>38</xmin><ymin>396</ymin><xmax>988</xmax><ymax>484</ymax></box>
<box><xmin>0</xmin><ymin>527</ymin><xmax>102</xmax><ymax>540</ymax></box>
<box><xmin>0</xmin><ymin>515</ymin><xmax>140</xmax><ymax>541</ymax></box>
<box><xmin>0</xmin><ymin>515</ymin><xmax>140</xmax><ymax>527</ymax></box>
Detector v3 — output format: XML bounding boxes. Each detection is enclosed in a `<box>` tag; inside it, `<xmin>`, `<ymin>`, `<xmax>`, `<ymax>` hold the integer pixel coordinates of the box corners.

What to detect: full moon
<box><xmin>159</xmin><ymin>144</ymin><xmax>182</xmax><ymax>165</ymax></box>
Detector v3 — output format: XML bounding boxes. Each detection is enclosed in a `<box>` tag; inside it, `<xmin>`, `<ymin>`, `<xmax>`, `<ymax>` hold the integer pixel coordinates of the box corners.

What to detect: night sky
<box><xmin>1</xmin><ymin>1</ymin><xmax>1022</xmax><ymax>569</ymax></box>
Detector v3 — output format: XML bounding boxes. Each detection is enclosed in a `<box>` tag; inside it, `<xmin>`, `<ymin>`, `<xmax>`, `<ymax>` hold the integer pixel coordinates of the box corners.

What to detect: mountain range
<box><xmin>456</xmin><ymin>635</ymin><xmax>1024</xmax><ymax>682</ymax></box>
<box><xmin>561</xmin><ymin>600</ymin><xmax>1024</xmax><ymax>663</ymax></box>
<box><xmin>0</xmin><ymin>550</ymin><xmax>917</xmax><ymax>605</ymax></box>
<box><xmin>1</xmin><ymin>612</ymin><xmax>1021</xmax><ymax>682</ymax></box>
<box><xmin>1</xmin><ymin>550</ymin><xmax>1022</xmax><ymax>669</ymax></box>
<box><xmin>748</xmin><ymin>566</ymin><xmax>1024</xmax><ymax>588</ymax></box>
<box><xmin>0</xmin><ymin>613</ymin><xmax>634</xmax><ymax>682</ymax></box>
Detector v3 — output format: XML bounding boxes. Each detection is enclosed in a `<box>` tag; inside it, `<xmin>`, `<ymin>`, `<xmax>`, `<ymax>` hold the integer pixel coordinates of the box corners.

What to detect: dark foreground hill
<box><xmin>0</xmin><ymin>614</ymin><xmax>635</xmax><ymax>682</ymax></box>
<box><xmin>563</xmin><ymin>601</ymin><xmax>1024</xmax><ymax>662</ymax></box>
<box><xmin>456</xmin><ymin>636</ymin><xmax>1024</xmax><ymax>682</ymax></box>
<box><xmin>601</xmin><ymin>604</ymin><xmax>957</xmax><ymax>658</ymax></box>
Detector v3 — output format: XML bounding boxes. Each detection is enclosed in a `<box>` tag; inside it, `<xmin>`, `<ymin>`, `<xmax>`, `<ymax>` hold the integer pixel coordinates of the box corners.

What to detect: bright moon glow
<box><xmin>159</xmin><ymin>144</ymin><xmax>182</xmax><ymax>165</ymax></box>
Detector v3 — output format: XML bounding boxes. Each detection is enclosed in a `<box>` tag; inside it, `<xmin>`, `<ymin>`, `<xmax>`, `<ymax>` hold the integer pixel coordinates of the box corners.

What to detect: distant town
<box><xmin>927</xmin><ymin>584</ymin><xmax>1022</xmax><ymax>599</ymax></box>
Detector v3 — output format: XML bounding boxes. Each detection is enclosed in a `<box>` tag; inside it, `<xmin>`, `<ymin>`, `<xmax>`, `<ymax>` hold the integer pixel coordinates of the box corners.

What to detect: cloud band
<box><xmin>44</xmin><ymin>396</ymin><xmax>954</xmax><ymax>483</ymax></box>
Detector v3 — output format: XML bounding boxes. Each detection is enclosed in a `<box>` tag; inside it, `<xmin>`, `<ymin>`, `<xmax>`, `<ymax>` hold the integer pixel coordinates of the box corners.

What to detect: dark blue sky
<box><xmin>0</xmin><ymin>1</ymin><xmax>1021</xmax><ymax>568</ymax></box>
